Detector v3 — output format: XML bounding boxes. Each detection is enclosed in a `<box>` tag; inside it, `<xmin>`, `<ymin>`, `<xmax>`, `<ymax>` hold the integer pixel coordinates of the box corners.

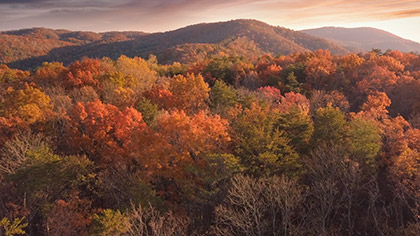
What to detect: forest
<box><xmin>0</xmin><ymin>49</ymin><xmax>419</xmax><ymax>235</ymax></box>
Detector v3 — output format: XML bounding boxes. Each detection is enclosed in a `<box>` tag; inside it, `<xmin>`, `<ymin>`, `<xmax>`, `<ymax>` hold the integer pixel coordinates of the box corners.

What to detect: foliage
<box><xmin>276</xmin><ymin>107</ymin><xmax>314</xmax><ymax>154</ymax></box>
<box><xmin>91</xmin><ymin>209</ymin><xmax>130</xmax><ymax>236</ymax></box>
<box><xmin>312</xmin><ymin>105</ymin><xmax>348</xmax><ymax>146</ymax></box>
<box><xmin>135</xmin><ymin>97</ymin><xmax>159</xmax><ymax>126</ymax></box>
<box><xmin>63</xmin><ymin>58</ymin><xmax>103</xmax><ymax>89</ymax></box>
<box><xmin>229</xmin><ymin>103</ymin><xmax>300</xmax><ymax>176</ymax></box>
<box><xmin>348</xmin><ymin>118</ymin><xmax>381</xmax><ymax>167</ymax></box>
<box><xmin>0</xmin><ymin>83</ymin><xmax>53</xmax><ymax>123</ymax></box>
<box><xmin>0</xmin><ymin>217</ymin><xmax>27</xmax><ymax>236</ymax></box>
<box><xmin>8</xmin><ymin>147</ymin><xmax>94</xmax><ymax>203</ymax></box>
<box><xmin>46</xmin><ymin>195</ymin><xmax>92</xmax><ymax>236</ymax></box>
<box><xmin>209</xmin><ymin>80</ymin><xmax>238</xmax><ymax>114</ymax></box>
<box><xmin>64</xmin><ymin>100</ymin><xmax>146</xmax><ymax>165</ymax></box>
<box><xmin>168</xmin><ymin>73</ymin><xmax>210</xmax><ymax>113</ymax></box>
<box><xmin>156</xmin><ymin>110</ymin><xmax>230</xmax><ymax>163</ymax></box>
<box><xmin>0</xmin><ymin>50</ymin><xmax>420</xmax><ymax>235</ymax></box>
<box><xmin>0</xmin><ymin>65</ymin><xmax>29</xmax><ymax>83</ymax></box>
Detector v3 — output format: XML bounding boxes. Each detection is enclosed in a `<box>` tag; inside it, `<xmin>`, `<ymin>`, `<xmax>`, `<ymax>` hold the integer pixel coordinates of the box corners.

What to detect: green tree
<box><xmin>7</xmin><ymin>147</ymin><xmax>95</xmax><ymax>219</ymax></box>
<box><xmin>229</xmin><ymin>103</ymin><xmax>299</xmax><ymax>176</ymax></box>
<box><xmin>209</xmin><ymin>80</ymin><xmax>238</xmax><ymax>114</ymax></box>
<box><xmin>283</xmin><ymin>72</ymin><xmax>301</xmax><ymax>93</ymax></box>
<box><xmin>205</xmin><ymin>57</ymin><xmax>235</xmax><ymax>84</ymax></box>
<box><xmin>135</xmin><ymin>97</ymin><xmax>159</xmax><ymax>126</ymax></box>
<box><xmin>348</xmin><ymin>118</ymin><xmax>381</xmax><ymax>167</ymax></box>
<box><xmin>276</xmin><ymin>107</ymin><xmax>314</xmax><ymax>154</ymax></box>
<box><xmin>312</xmin><ymin>105</ymin><xmax>348</xmax><ymax>147</ymax></box>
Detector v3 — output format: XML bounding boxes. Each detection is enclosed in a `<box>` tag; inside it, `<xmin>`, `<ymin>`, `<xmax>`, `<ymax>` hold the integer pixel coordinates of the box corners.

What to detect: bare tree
<box><xmin>128</xmin><ymin>203</ymin><xmax>190</xmax><ymax>236</ymax></box>
<box><xmin>265</xmin><ymin>175</ymin><xmax>306</xmax><ymax>236</ymax></box>
<box><xmin>304</xmin><ymin>144</ymin><xmax>372</xmax><ymax>236</ymax></box>
<box><xmin>389</xmin><ymin>149</ymin><xmax>420</xmax><ymax>235</ymax></box>
<box><xmin>0</xmin><ymin>130</ymin><xmax>48</xmax><ymax>175</ymax></box>
<box><xmin>212</xmin><ymin>174</ymin><xmax>305</xmax><ymax>236</ymax></box>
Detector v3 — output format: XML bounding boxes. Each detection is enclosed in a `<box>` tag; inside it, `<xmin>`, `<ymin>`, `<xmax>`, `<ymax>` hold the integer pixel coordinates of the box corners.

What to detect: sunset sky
<box><xmin>1</xmin><ymin>0</ymin><xmax>420</xmax><ymax>42</ymax></box>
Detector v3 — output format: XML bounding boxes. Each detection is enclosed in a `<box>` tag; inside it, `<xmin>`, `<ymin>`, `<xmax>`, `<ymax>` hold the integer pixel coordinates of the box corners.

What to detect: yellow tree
<box><xmin>114</xmin><ymin>55</ymin><xmax>157</xmax><ymax>94</ymax></box>
<box><xmin>0</xmin><ymin>65</ymin><xmax>30</xmax><ymax>83</ymax></box>
<box><xmin>99</xmin><ymin>56</ymin><xmax>158</xmax><ymax>107</ymax></box>
<box><xmin>0</xmin><ymin>83</ymin><xmax>53</xmax><ymax>124</ymax></box>
<box><xmin>168</xmin><ymin>74</ymin><xmax>210</xmax><ymax>113</ymax></box>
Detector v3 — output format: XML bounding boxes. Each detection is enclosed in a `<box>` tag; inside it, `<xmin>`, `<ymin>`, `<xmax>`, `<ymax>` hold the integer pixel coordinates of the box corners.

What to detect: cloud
<box><xmin>0</xmin><ymin>0</ymin><xmax>47</xmax><ymax>3</ymax></box>
<box><xmin>383</xmin><ymin>8</ymin><xmax>420</xmax><ymax>18</ymax></box>
<box><xmin>1</xmin><ymin>0</ymin><xmax>420</xmax><ymax>32</ymax></box>
<box><xmin>0</xmin><ymin>0</ymin><xmax>119</xmax><ymax>10</ymax></box>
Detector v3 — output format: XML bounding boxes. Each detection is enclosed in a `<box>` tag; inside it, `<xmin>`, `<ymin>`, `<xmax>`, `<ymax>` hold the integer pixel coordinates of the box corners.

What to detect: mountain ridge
<box><xmin>301</xmin><ymin>26</ymin><xmax>420</xmax><ymax>53</ymax></box>
<box><xmin>1</xmin><ymin>19</ymin><xmax>350</xmax><ymax>69</ymax></box>
<box><xmin>2</xmin><ymin>19</ymin><xmax>418</xmax><ymax>70</ymax></box>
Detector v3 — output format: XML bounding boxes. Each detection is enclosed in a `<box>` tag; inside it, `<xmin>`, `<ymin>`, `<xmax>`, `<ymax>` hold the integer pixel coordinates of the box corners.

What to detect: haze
<box><xmin>1</xmin><ymin>0</ymin><xmax>420</xmax><ymax>43</ymax></box>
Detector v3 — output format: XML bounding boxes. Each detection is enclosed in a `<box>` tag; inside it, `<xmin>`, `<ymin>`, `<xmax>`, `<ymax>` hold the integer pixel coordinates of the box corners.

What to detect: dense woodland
<box><xmin>0</xmin><ymin>49</ymin><xmax>419</xmax><ymax>235</ymax></box>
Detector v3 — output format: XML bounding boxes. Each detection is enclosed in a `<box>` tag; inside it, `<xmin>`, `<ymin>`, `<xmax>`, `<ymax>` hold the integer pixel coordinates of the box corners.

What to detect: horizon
<box><xmin>0</xmin><ymin>0</ymin><xmax>419</xmax><ymax>43</ymax></box>
<box><xmin>1</xmin><ymin>18</ymin><xmax>419</xmax><ymax>45</ymax></box>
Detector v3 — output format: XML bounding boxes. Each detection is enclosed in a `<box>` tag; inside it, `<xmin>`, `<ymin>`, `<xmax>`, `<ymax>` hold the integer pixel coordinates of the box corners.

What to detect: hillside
<box><xmin>0</xmin><ymin>28</ymin><xmax>147</xmax><ymax>68</ymax></box>
<box><xmin>2</xmin><ymin>20</ymin><xmax>349</xmax><ymax>69</ymax></box>
<box><xmin>301</xmin><ymin>26</ymin><xmax>420</xmax><ymax>53</ymax></box>
<box><xmin>110</xmin><ymin>19</ymin><xmax>349</xmax><ymax>61</ymax></box>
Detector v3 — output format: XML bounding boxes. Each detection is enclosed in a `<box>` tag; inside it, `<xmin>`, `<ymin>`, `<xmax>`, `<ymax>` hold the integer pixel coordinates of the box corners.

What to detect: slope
<box><xmin>2</xmin><ymin>20</ymin><xmax>349</xmax><ymax>69</ymax></box>
<box><xmin>301</xmin><ymin>27</ymin><xmax>420</xmax><ymax>53</ymax></box>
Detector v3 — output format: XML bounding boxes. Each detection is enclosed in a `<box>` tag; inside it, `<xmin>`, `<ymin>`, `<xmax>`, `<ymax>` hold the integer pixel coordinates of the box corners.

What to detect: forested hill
<box><xmin>1</xmin><ymin>19</ymin><xmax>349</xmax><ymax>69</ymax></box>
<box><xmin>0</xmin><ymin>28</ymin><xmax>147</xmax><ymax>69</ymax></box>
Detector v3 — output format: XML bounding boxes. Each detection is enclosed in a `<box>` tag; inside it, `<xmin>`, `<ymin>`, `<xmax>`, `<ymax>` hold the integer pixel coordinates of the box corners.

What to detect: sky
<box><xmin>1</xmin><ymin>0</ymin><xmax>420</xmax><ymax>43</ymax></box>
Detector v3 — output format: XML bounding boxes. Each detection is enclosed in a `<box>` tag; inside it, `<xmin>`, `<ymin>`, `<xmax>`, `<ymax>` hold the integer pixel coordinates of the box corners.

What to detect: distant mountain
<box><xmin>301</xmin><ymin>27</ymin><xmax>420</xmax><ymax>53</ymax></box>
<box><xmin>84</xmin><ymin>20</ymin><xmax>349</xmax><ymax>64</ymax></box>
<box><xmin>0</xmin><ymin>27</ymin><xmax>147</xmax><ymax>68</ymax></box>
<box><xmin>1</xmin><ymin>20</ymin><xmax>350</xmax><ymax>69</ymax></box>
<box><xmin>0</xmin><ymin>28</ymin><xmax>147</xmax><ymax>67</ymax></box>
